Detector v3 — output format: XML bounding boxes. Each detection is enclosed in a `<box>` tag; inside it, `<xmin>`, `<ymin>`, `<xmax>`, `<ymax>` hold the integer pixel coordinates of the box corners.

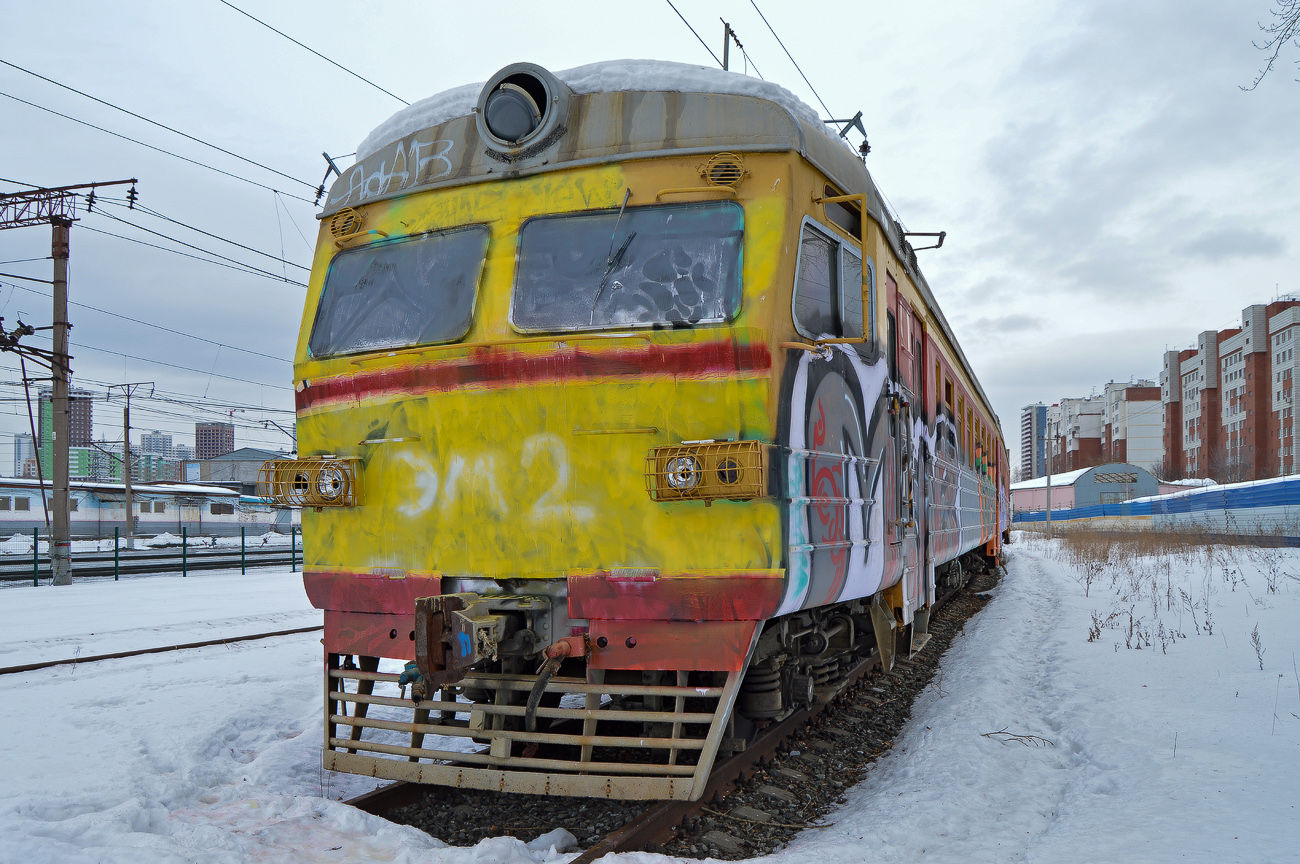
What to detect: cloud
<box><xmin>1180</xmin><ymin>227</ymin><xmax>1287</xmax><ymax>261</ymax></box>
<box><xmin>971</xmin><ymin>314</ymin><xmax>1044</xmax><ymax>333</ymax></box>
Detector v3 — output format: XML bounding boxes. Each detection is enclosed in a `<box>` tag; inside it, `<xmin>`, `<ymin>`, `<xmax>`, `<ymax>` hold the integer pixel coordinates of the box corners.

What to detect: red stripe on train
<box><xmin>296</xmin><ymin>340</ymin><xmax>772</xmax><ymax>411</ymax></box>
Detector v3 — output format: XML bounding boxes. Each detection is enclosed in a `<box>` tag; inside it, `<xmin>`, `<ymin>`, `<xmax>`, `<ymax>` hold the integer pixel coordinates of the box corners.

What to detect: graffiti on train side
<box><xmin>391</xmin><ymin>433</ymin><xmax>594</xmax><ymax>523</ymax></box>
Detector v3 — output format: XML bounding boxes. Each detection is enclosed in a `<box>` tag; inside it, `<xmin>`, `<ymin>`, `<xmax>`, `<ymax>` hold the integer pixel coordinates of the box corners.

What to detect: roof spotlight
<box><xmin>484</xmin><ymin>83</ymin><xmax>541</xmax><ymax>143</ymax></box>
<box><xmin>475</xmin><ymin>63</ymin><xmax>572</xmax><ymax>155</ymax></box>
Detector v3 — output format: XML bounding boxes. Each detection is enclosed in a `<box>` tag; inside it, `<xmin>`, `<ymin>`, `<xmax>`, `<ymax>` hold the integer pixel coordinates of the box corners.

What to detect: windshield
<box><xmin>511</xmin><ymin>201</ymin><xmax>744</xmax><ymax>332</ymax></box>
<box><xmin>308</xmin><ymin>225</ymin><xmax>489</xmax><ymax>357</ymax></box>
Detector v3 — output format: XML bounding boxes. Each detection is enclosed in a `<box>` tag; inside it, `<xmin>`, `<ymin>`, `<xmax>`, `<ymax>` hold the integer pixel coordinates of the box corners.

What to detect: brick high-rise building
<box><xmin>1267</xmin><ymin>304</ymin><xmax>1300</xmax><ymax>476</ymax></box>
<box><xmin>1162</xmin><ymin>301</ymin><xmax>1300</xmax><ymax>482</ymax></box>
<box><xmin>38</xmin><ymin>387</ymin><xmax>94</xmax><ymax>446</ymax></box>
<box><xmin>195</xmin><ymin>422</ymin><xmax>235</xmax><ymax>460</ymax></box>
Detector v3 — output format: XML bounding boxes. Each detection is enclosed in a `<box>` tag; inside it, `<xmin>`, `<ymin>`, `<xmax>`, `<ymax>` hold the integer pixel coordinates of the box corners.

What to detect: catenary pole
<box><xmin>0</xmin><ymin>178</ymin><xmax>138</xmax><ymax>586</ymax></box>
<box><xmin>111</xmin><ymin>382</ymin><xmax>153</xmax><ymax>548</ymax></box>
<box><xmin>50</xmin><ymin>217</ymin><xmax>72</xmax><ymax>585</ymax></box>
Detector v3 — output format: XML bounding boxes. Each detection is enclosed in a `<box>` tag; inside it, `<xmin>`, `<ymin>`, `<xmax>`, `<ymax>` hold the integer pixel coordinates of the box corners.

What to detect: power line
<box><xmin>0</xmin><ymin>59</ymin><xmax>317</xmax><ymax>191</ymax></box>
<box><xmin>0</xmin><ymin>280</ymin><xmax>291</xmax><ymax>364</ymax></box>
<box><xmin>0</xmin><ymin>257</ymin><xmax>50</xmax><ymax>266</ymax></box>
<box><xmin>91</xmin><ymin>208</ymin><xmax>308</xmax><ymax>284</ymax></box>
<box><xmin>0</xmin><ymin>374</ymin><xmax>295</xmax><ymax>414</ymax></box>
<box><xmin>664</xmin><ymin>0</ymin><xmax>724</xmax><ymax>68</ymax></box>
<box><xmin>23</xmin><ymin>330</ymin><xmax>289</xmax><ymax>389</ymax></box>
<box><xmin>77</xmin><ymin>224</ymin><xmax>308</xmax><ymax>288</ymax></box>
<box><xmin>748</xmin><ymin>0</ymin><xmax>834</xmax><ymax>118</ymax></box>
<box><xmin>98</xmin><ymin>199</ymin><xmax>309</xmax><ymax>272</ymax></box>
<box><xmin>218</xmin><ymin>0</ymin><xmax>409</xmax><ymax>105</ymax></box>
<box><xmin>0</xmin><ymin>90</ymin><xmax>316</xmax><ymax>204</ymax></box>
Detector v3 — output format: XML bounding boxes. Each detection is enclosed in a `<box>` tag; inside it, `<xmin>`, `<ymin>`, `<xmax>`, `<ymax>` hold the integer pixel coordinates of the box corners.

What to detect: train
<box><xmin>262</xmin><ymin>60</ymin><xmax>1009</xmax><ymax>801</ymax></box>
<box><xmin>0</xmin><ymin>478</ymin><xmax>297</xmax><ymax>538</ymax></box>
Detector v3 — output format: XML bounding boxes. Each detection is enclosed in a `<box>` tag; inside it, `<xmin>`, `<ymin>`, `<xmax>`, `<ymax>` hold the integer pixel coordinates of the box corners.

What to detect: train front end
<box><xmin>265</xmin><ymin>63</ymin><xmax>802</xmax><ymax>799</ymax></box>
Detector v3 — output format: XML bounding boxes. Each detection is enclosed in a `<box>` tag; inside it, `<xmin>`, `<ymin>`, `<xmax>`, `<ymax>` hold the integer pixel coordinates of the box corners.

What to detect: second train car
<box><xmin>263</xmin><ymin>60</ymin><xmax>1009</xmax><ymax>801</ymax></box>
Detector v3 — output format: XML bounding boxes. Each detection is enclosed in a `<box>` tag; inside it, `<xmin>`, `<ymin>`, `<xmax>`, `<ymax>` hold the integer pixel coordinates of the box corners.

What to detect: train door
<box><xmin>781</xmin><ymin>216</ymin><xmax>884</xmax><ymax>615</ymax></box>
<box><xmin>892</xmin><ymin>288</ymin><xmax>927</xmax><ymax>622</ymax></box>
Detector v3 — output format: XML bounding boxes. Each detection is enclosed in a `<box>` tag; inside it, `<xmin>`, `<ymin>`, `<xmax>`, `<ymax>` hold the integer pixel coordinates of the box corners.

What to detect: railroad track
<box><xmin>343</xmin><ymin>562</ymin><xmax>1002</xmax><ymax>860</ymax></box>
<box><xmin>0</xmin><ymin>546</ymin><xmax>297</xmax><ymax>581</ymax></box>
<box><xmin>0</xmin><ymin>624</ymin><xmax>324</xmax><ymax>676</ymax></box>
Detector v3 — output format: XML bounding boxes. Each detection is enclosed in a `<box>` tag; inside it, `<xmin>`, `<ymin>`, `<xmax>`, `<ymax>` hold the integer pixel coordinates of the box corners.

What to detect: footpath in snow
<box><xmin>1</xmin><ymin>539</ymin><xmax>1297</xmax><ymax>863</ymax></box>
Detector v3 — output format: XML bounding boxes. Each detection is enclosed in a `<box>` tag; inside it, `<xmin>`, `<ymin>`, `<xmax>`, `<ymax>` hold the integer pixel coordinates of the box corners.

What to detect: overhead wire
<box><xmin>77</xmin><ymin>224</ymin><xmax>308</xmax><ymax>287</ymax></box>
<box><xmin>0</xmin><ymin>280</ymin><xmax>291</xmax><ymax>364</ymax></box>
<box><xmin>0</xmin><ymin>59</ymin><xmax>317</xmax><ymax>191</ymax></box>
<box><xmin>664</xmin><ymin>0</ymin><xmax>725</xmax><ymax>68</ymax></box>
<box><xmin>747</xmin><ymin>0</ymin><xmax>834</xmax><ymax>118</ymax></box>
<box><xmin>0</xmin><ymin>90</ymin><xmax>316</xmax><ymax>204</ymax></box>
<box><xmin>217</xmin><ymin>0</ymin><xmax>409</xmax><ymax>105</ymax></box>
<box><xmin>21</xmin><ymin>330</ymin><xmax>289</xmax><ymax>389</ymax></box>
<box><xmin>97</xmin><ymin>198</ymin><xmax>309</xmax><ymax>272</ymax></box>
<box><xmin>91</xmin><ymin>208</ymin><xmax>308</xmax><ymax>283</ymax></box>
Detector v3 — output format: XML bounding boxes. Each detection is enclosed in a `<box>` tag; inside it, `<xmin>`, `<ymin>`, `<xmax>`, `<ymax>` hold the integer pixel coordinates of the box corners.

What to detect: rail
<box><xmin>0</xmin><ymin>624</ymin><xmax>323</xmax><ymax>676</ymax></box>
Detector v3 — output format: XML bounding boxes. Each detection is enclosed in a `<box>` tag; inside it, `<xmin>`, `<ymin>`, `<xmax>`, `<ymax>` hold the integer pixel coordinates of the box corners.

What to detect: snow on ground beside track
<box><xmin>2</xmin><ymin>541</ymin><xmax>1298</xmax><ymax>863</ymax></box>
<box><xmin>0</xmin><ymin>569</ymin><xmax>320</xmax><ymax>667</ymax></box>
<box><xmin>758</xmin><ymin>535</ymin><xmax>1300</xmax><ymax>864</ymax></box>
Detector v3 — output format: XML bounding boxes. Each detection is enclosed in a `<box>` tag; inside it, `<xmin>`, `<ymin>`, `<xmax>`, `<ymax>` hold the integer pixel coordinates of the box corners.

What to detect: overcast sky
<box><xmin>1</xmin><ymin>0</ymin><xmax>1297</xmax><ymax>468</ymax></box>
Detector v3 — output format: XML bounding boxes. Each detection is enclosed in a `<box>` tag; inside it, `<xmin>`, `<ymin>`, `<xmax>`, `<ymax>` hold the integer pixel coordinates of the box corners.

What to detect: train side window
<box><xmin>512</xmin><ymin>201</ymin><xmax>743</xmax><ymax>332</ymax></box>
<box><xmin>794</xmin><ymin>220</ymin><xmax>874</xmax><ymax>342</ymax></box>
<box><xmin>15</xmin><ymin>497</ymin><xmax>29</xmax><ymax>511</ymax></box>
<box><xmin>140</xmin><ymin>502</ymin><xmax>150</xmax><ymax>514</ymax></box>
<box><xmin>308</xmin><ymin>224</ymin><xmax>490</xmax><ymax>357</ymax></box>
<box><xmin>841</xmin><ymin>250</ymin><xmax>865</xmax><ymax>339</ymax></box>
<box><xmin>210</xmin><ymin>502</ymin><xmax>235</xmax><ymax>516</ymax></box>
<box><xmin>0</xmin><ymin>497</ymin><xmax>9</xmax><ymax>510</ymax></box>
<box><xmin>794</xmin><ymin>225</ymin><xmax>838</xmax><ymax>337</ymax></box>
<box><xmin>886</xmin><ymin>312</ymin><xmax>898</xmax><ymax>381</ymax></box>
<box><xmin>69</xmin><ymin>499</ymin><xmax>79</xmax><ymax>512</ymax></box>
<box><xmin>154</xmin><ymin>501</ymin><xmax>166</xmax><ymax>513</ymax></box>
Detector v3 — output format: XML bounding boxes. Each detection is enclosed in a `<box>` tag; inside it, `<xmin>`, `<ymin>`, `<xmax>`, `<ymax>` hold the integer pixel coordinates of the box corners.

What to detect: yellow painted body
<box><xmin>293</xmin><ymin>150</ymin><xmax>1005</xmax><ymax>583</ymax></box>
<box><xmin>296</xmin><ymin>156</ymin><xmax>792</xmax><ymax>580</ymax></box>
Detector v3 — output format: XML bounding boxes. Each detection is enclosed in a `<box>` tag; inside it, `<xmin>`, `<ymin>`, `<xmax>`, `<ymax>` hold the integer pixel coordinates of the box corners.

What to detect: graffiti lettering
<box><xmin>392</xmin><ymin>435</ymin><xmax>591</xmax><ymax>523</ymax></box>
<box><xmin>522</xmin><ymin>433</ymin><xmax>594</xmax><ymax>524</ymax></box>
<box><xmin>329</xmin><ymin>135</ymin><xmax>456</xmax><ymax>207</ymax></box>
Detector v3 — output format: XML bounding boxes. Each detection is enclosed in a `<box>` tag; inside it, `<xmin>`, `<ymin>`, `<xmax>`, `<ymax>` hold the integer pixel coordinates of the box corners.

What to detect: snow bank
<box><xmin>358</xmin><ymin>59</ymin><xmax>827</xmax><ymax>161</ymax></box>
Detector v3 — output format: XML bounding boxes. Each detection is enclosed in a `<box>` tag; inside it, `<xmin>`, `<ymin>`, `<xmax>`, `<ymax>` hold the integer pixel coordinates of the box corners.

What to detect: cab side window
<box><xmin>793</xmin><ymin>221</ymin><xmax>874</xmax><ymax>342</ymax></box>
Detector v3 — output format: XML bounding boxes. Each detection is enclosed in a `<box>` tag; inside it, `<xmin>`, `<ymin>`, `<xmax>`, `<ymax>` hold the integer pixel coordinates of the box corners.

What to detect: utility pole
<box><xmin>1045</xmin><ymin>419</ymin><xmax>1054</xmax><ymax>540</ymax></box>
<box><xmin>0</xmin><ymin>178</ymin><xmax>137</xmax><ymax>586</ymax></box>
<box><xmin>50</xmin><ymin>217</ymin><xmax>71</xmax><ymax>584</ymax></box>
<box><xmin>722</xmin><ymin>20</ymin><xmax>733</xmax><ymax>70</ymax></box>
<box><xmin>111</xmin><ymin>382</ymin><xmax>152</xmax><ymax>548</ymax></box>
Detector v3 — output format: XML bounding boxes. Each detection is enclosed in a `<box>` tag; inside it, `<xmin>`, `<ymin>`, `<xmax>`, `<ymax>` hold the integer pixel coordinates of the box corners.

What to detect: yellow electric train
<box><xmin>262</xmin><ymin>60</ymin><xmax>1008</xmax><ymax>801</ymax></box>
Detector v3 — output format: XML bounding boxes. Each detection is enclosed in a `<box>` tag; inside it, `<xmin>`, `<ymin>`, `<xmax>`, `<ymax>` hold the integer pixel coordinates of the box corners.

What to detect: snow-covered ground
<box><xmin>2</xmin><ymin>538</ymin><xmax>1297</xmax><ymax>863</ymax></box>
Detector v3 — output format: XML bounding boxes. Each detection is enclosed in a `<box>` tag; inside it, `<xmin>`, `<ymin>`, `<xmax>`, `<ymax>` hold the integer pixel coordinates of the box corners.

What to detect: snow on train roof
<box><xmin>357</xmin><ymin>59</ymin><xmax>828</xmax><ymax>161</ymax></box>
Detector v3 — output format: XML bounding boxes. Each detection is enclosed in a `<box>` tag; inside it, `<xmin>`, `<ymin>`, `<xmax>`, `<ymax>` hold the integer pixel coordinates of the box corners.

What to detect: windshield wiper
<box><xmin>590</xmin><ymin>231</ymin><xmax>636</xmax><ymax>324</ymax></box>
<box><xmin>590</xmin><ymin>188</ymin><xmax>635</xmax><ymax>325</ymax></box>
